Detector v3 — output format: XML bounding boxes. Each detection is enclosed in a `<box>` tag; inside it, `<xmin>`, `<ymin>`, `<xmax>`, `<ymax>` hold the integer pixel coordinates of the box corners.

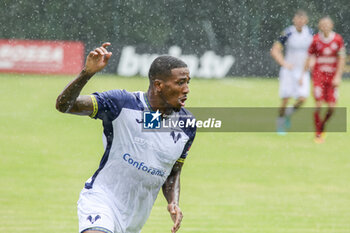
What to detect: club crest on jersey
<box><xmin>87</xmin><ymin>215</ymin><xmax>101</xmax><ymax>224</ymax></box>
<box><xmin>331</xmin><ymin>42</ymin><xmax>338</xmax><ymax>50</ymax></box>
<box><xmin>323</xmin><ymin>47</ymin><xmax>332</xmax><ymax>55</ymax></box>
<box><xmin>170</xmin><ymin>131</ymin><xmax>182</xmax><ymax>143</ymax></box>
<box><xmin>143</xmin><ymin>110</ymin><xmax>161</xmax><ymax>129</ymax></box>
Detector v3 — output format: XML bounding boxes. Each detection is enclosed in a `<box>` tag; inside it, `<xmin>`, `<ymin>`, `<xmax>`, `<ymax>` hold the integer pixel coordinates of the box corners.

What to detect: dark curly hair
<box><xmin>148</xmin><ymin>55</ymin><xmax>187</xmax><ymax>84</ymax></box>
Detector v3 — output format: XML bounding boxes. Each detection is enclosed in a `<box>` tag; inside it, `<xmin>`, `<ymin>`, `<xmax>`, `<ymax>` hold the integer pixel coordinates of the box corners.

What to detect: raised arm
<box><xmin>56</xmin><ymin>42</ymin><xmax>112</xmax><ymax>115</ymax></box>
<box><xmin>162</xmin><ymin>161</ymin><xmax>183</xmax><ymax>233</ymax></box>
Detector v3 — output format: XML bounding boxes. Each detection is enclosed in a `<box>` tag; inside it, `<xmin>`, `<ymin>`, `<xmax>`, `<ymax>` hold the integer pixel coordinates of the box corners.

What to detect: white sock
<box><xmin>285</xmin><ymin>106</ymin><xmax>295</xmax><ymax>117</ymax></box>
<box><xmin>277</xmin><ymin>117</ymin><xmax>285</xmax><ymax>128</ymax></box>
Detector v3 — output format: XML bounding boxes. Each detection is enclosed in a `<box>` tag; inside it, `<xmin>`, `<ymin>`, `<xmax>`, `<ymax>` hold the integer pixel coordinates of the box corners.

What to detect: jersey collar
<box><xmin>319</xmin><ymin>31</ymin><xmax>335</xmax><ymax>44</ymax></box>
<box><xmin>143</xmin><ymin>92</ymin><xmax>154</xmax><ymax>111</ymax></box>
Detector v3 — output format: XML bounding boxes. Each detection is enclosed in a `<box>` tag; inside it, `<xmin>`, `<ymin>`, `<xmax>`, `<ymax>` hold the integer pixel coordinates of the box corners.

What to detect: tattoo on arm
<box><xmin>56</xmin><ymin>69</ymin><xmax>95</xmax><ymax>115</ymax></box>
<box><xmin>162</xmin><ymin>162</ymin><xmax>183</xmax><ymax>205</ymax></box>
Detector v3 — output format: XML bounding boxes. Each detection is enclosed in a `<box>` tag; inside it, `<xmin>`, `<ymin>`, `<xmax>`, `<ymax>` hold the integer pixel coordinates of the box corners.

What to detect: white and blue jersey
<box><xmin>78</xmin><ymin>90</ymin><xmax>196</xmax><ymax>233</ymax></box>
<box><xmin>278</xmin><ymin>25</ymin><xmax>313</xmax><ymax>98</ymax></box>
<box><xmin>278</xmin><ymin>25</ymin><xmax>313</xmax><ymax>69</ymax></box>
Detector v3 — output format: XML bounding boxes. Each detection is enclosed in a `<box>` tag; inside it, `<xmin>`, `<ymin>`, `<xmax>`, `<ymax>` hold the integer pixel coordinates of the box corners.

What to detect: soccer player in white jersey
<box><xmin>270</xmin><ymin>10</ymin><xmax>313</xmax><ymax>134</ymax></box>
<box><xmin>56</xmin><ymin>42</ymin><xmax>196</xmax><ymax>233</ymax></box>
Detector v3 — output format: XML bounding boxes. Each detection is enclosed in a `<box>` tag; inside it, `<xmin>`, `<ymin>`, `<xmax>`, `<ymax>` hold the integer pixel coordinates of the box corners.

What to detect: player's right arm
<box><xmin>56</xmin><ymin>42</ymin><xmax>112</xmax><ymax>115</ymax></box>
<box><xmin>270</xmin><ymin>33</ymin><xmax>293</xmax><ymax>71</ymax></box>
<box><xmin>270</xmin><ymin>41</ymin><xmax>291</xmax><ymax>70</ymax></box>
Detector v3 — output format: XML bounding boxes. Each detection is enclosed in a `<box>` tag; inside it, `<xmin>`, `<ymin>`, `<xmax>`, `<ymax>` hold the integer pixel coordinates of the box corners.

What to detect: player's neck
<box><xmin>320</xmin><ymin>31</ymin><xmax>335</xmax><ymax>43</ymax></box>
<box><xmin>323</xmin><ymin>31</ymin><xmax>331</xmax><ymax>37</ymax></box>
<box><xmin>295</xmin><ymin>26</ymin><xmax>303</xmax><ymax>33</ymax></box>
<box><xmin>146</xmin><ymin>89</ymin><xmax>173</xmax><ymax>116</ymax></box>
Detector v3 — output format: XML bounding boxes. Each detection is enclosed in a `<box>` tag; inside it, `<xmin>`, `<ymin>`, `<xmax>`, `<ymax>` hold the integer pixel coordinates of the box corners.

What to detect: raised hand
<box><xmin>84</xmin><ymin>42</ymin><xmax>112</xmax><ymax>74</ymax></box>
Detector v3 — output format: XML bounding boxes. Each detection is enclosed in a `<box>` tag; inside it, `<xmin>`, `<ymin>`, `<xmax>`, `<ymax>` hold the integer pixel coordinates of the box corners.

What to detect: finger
<box><xmin>174</xmin><ymin>211</ymin><xmax>182</xmax><ymax>227</ymax></box>
<box><xmin>95</xmin><ymin>48</ymin><xmax>105</xmax><ymax>56</ymax></box>
<box><xmin>88</xmin><ymin>51</ymin><xmax>98</xmax><ymax>57</ymax></box>
<box><xmin>172</xmin><ymin>222</ymin><xmax>181</xmax><ymax>233</ymax></box>
<box><xmin>100</xmin><ymin>46</ymin><xmax>109</xmax><ymax>54</ymax></box>
<box><xmin>171</xmin><ymin>210</ymin><xmax>182</xmax><ymax>231</ymax></box>
<box><xmin>104</xmin><ymin>52</ymin><xmax>112</xmax><ymax>61</ymax></box>
<box><xmin>174</xmin><ymin>223</ymin><xmax>181</xmax><ymax>232</ymax></box>
<box><xmin>102</xmin><ymin>42</ymin><xmax>111</xmax><ymax>48</ymax></box>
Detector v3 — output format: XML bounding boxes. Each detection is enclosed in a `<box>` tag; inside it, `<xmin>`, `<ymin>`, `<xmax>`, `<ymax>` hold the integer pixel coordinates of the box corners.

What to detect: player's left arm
<box><xmin>162</xmin><ymin>161</ymin><xmax>183</xmax><ymax>233</ymax></box>
<box><xmin>333</xmin><ymin>45</ymin><xmax>346</xmax><ymax>87</ymax></box>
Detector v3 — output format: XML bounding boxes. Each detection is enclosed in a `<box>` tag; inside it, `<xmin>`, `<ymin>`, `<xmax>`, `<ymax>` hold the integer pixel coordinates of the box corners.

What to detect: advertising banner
<box><xmin>0</xmin><ymin>39</ymin><xmax>84</xmax><ymax>75</ymax></box>
<box><xmin>117</xmin><ymin>46</ymin><xmax>235</xmax><ymax>78</ymax></box>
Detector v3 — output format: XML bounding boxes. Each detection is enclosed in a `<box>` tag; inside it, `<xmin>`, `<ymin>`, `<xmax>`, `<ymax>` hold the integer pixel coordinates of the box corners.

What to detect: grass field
<box><xmin>1</xmin><ymin>73</ymin><xmax>350</xmax><ymax>233</ymax></box>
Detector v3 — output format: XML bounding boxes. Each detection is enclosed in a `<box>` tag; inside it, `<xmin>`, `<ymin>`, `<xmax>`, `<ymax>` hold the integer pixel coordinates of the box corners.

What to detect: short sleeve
<box><xmin>277</xmin><ymin>28</ymin><xmax>291</xmax><ymax>46</ymax></box>
<box><xmin>177</xmin><ymin>111</ymin><xmax>197</xmax><ymax>163</ymax></box>
<box><xmin>90</xmin><ymin>89</ymin><xmax>129</xmax><ymax>121</ymax></box>
<box><xmin>177</xmin><ymin>135</ymin><xmax>196</xmax><ymax>163</ymax></box>
<box><xmin>337</xmin><ymin>35</ymin><xmax>346</xmax><ymax>57</ymax></box>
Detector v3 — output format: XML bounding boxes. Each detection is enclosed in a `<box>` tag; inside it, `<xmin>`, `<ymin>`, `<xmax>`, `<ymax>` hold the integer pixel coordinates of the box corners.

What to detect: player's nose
<box><xmin>183</xmin><ymin>83</ymin><xmax>189</xmax><ymax>94</ymax></box>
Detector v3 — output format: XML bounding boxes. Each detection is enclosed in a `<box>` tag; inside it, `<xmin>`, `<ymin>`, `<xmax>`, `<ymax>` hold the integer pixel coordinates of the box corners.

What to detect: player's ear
<box><xmin>153</xmin><ymin>79</ymin><xmax>163</xmax><ymax>93</ymax></box>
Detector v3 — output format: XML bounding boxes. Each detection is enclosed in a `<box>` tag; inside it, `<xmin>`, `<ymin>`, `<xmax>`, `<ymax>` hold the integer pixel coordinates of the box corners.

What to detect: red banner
<box><xmin>0</xmin><ymin>39</ymin><xmax>84</xmax><ymax>75</ymax></box>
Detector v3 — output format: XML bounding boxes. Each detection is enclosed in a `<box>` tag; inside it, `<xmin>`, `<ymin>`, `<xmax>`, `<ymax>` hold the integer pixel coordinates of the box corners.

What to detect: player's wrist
<box><xmin>167</xmin><ymin>202</ymin><xmax>180</xmax><ymax>211</ymax></box>
<box><xmin>81</xmin><ymin>67</ymin><xmax>96</xmax><ymax>77</ymax></box>
<box><xmin>168</xmin><ymin>202</ymin><xmax>179</xmax><ymax>206</ymax></box>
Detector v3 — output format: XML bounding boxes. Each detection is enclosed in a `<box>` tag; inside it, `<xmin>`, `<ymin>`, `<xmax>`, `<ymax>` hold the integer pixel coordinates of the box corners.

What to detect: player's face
<box><xmin>160</xmin><ymin>67</ymin><xmax>190</xmax><ymax>112</ymax></box>
<box><xmin>318</xmin><ymin>19</ymin><xmax>334</xmax><ymax>35</ymax></box>
<box><xmin>293</xmin><ymin>15</ymin><xmax>308</xmax><ymax>30</ymax></box>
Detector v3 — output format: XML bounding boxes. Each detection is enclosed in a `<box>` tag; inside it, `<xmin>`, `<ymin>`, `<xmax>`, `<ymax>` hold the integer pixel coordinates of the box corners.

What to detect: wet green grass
<box><xmin>1</xmin><ymin>73</ymin><xmax>350</xmax><ymax>233</ymax></box>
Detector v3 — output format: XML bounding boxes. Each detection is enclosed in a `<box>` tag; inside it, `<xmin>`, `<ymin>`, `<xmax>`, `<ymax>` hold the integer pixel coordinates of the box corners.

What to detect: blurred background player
<box><xmin>302</xmin><ymin>16</ymin><xmax>346</xmax><ymax>143</ymax></box>
<box><xmin>270</xmin><ymin>10</ymin><xmax>313</xmax><ymax>134</ymax></box>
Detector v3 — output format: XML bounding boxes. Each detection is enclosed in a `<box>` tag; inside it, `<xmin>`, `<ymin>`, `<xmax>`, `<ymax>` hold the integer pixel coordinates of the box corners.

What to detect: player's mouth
<box><xmin>179</xmin><ymin>96</ymin><xmax>187</xmax><ymax>107</ymax></box>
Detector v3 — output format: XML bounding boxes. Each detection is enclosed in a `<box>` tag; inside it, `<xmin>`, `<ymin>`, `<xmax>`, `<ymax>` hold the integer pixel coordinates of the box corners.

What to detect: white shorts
<box><xmin>77</xmin><ymin>189</ymin><xmax>120</xmax><ymax>233</ymax></box>
<box><xmin>279</xmin><ymin>68</ymin><xmax>310</xmax><ymax>99</ymax></box>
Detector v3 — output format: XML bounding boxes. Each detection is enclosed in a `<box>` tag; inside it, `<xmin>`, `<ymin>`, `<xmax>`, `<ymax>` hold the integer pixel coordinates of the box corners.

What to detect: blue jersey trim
<box><xmin>278</xmin><ymin>26</ymin><xmax>313</xmax><ymax>46</ymax></box>
<box><xmin>179</xmin><ymin>138</ymin><xmax>194</xmax><ymax>159</ymax></box>
<box><xmin>85</xmin><ymin>120</ymin><xmax>114</xmax><ymax>189</ymax></box>
<box><xmin>124</xmin><ymin>92</ymin><xmax>145</xmax><ymax>112</ymax></box>
<box><xmin>92</xmin><ymin>90</ymin><xmax>145</xmax><ymax>122</ymax></box>
<box><xmin>86</xmin><ymin>91</ymin><xmax>145</xmax><ymax>189</ymax></box>
<box><xmin>143</xmin><ymin>92</ymin><xmax>154</xmax><ymax>111</ymax></box>
<box><xmin>278</xmin><ymin>32</ymin><xmax>292</xmax><ymax>46</ymax></box>
<box><xmin>179</xmin><ymin>108</ymin><xmax>196</xmax><ymax>140</ymax></box>
<box><xmin>278</xmin><ymin>26</ymin><xmax>294</xmax><ymax>46</ymax></box>
<box><xmin>81</xmin><ymin>227</ymin><xmax>113</xmax><ymax>233</ymax></box>
<box><xmin>178</xmin><ymin>108</ymin><xmax>196</xmax><ymax>159</ymax></box>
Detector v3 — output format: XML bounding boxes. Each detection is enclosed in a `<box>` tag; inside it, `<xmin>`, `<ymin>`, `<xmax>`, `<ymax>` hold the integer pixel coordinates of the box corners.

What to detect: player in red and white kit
<box><xmin>302</xmin><ymin>16</ymin><xmax>346</xmax><ymax>143</ymax></box>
